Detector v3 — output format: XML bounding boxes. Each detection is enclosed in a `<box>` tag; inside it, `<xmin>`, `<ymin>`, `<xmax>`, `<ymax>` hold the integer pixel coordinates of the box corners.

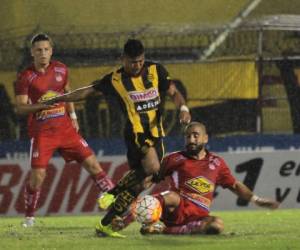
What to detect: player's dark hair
<box><xmin>31</xmin><ymin>33</ymin><xmax>52</xmax><ymax>46</ymax></box>
<box><xmin>123</xmin><ymin>39</ymin><xmax>144</xmax><ymax>57</ymax></box>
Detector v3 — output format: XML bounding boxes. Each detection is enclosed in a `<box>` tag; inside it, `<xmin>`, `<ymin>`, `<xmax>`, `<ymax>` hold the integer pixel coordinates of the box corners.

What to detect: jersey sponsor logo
<box><xmin>36</xmin><ymin>91</ymin><xmax>66</xmax><ymax>120</ymax></box>
<box><xmin>36</xmin><ymin>106</ymin><xmax>65</xmax><ymax>120</ymax></box>
<box><xmin>185</xmin><ymin>176</ymin><xmax>214</xmax><ymax>194</ymax></box>
<box><xmin>135</xmin><ymin>96</ymin><xmax>160</xmax><ymax>112</ymax></box>
<box><xmin>129</xmin><ymin>88</ymin><xmax>159</xmax><ymax>102</ymax></box>
<box><xmin>181</xmin><ymin>192</ymin><xmax>211</xmax><ymax>210</ymax></box>
<box><xmin>38</xmin><ymin>90</ymin><xmax>60</xmax><ymax>102</ymax></box>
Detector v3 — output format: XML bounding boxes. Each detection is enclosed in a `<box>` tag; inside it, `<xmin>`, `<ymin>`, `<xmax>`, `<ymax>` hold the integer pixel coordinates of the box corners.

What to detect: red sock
<box><xmin>164</xmin><ymin>220</ymin><xmax>203</xmax><ymax>234</ymax></box>
<box><xmin>24</xmin><ymin>184</ymin><xmax>40</xmax><ymax>217</ymax></box>
<box><xmin>92</xmin><ymin>171</ymin><xmax>115</xmax><ymax>192</ymax></box>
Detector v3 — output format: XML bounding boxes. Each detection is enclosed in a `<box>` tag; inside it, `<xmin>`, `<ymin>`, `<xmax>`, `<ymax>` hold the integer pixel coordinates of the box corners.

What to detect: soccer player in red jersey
<box><xmin>140</xmin><ymin>121</ymin><xmax>280</xmax><ymax>234</ymax></box>
<box><xmin>113</xmin><ymin>121</ymin><xmax>279</xmax><ymax>234</ymax></box>
<box><xmin>15</xmin><ymin>33</ymin><xmax>114</xmax><ymax>227</ymax></box>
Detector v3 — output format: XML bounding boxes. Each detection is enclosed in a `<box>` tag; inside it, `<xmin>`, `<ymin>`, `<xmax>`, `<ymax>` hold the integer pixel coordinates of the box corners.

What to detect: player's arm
<box><xmin>43</xmin><ymin>85</ymin><xmax>97</xmax><ymax>105</ymax></box>
<box><xmin>15</xmin><ymin>95</ymin><xmax>53</xmax><ymax>115</ymax></box>
<box><xmin>166</xmin><ymin>82</ymin><xmax>191</xmax><ymax>124</ymax></box>
<box><xmin>157</xmin><ymin>63</ymin><xmax>191</xmax><ymax>124</ymax></box>
<box><xmin>152</xmin><ymin>154</ymin><xmax>173</xmax><ymax>183</ymax></box>
<box><xmin>229</xmin><ymin>181</ymin><xmax>280</xmax><ymax>209</ymax></box>
<box><xmin>64</xmin><ymin>82</ymin><xmax>79</xmax><ymax>131</ymax></box>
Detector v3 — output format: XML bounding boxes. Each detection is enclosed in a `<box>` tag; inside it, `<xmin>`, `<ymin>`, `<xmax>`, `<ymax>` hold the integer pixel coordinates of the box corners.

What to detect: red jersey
<box><xmin>15</xmin><ymin>60</ymin><xmax>73</xmax><ymax>136</ymax></box>
<box><xmin>162</xmin><ymin>150</ymin><xmax>236</xmax><ymax>213</ymax></box>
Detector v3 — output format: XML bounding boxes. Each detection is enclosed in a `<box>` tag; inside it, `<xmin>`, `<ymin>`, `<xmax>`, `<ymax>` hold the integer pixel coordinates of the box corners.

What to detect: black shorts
<box><xmin>124</xmin><ymin>132</ymin><xmax>165</xmax><ymax>170</ymax></box>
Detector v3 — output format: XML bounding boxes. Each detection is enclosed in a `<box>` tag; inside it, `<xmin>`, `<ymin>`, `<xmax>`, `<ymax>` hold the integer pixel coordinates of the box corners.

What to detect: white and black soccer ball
<box><xmin>131</xmin><ymin>195</ymin><xmax>162</xmax><ymax>224</ymax></box>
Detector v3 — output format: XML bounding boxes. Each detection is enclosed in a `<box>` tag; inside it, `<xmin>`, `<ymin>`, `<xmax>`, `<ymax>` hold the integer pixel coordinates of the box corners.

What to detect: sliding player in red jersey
<box><xmin>142</xmin><ymin>121</ymin><xmax>280</xmax><ymax>234</ymax></box>
<box><xmin>15</xmin><ymin>33</ymin><xmax>114</xmax><ymax>227</ymax></box>
<box><xmin>113</xmin><ymin>121</ymin><xmax>279</xmax><ymax>235</ymax></box>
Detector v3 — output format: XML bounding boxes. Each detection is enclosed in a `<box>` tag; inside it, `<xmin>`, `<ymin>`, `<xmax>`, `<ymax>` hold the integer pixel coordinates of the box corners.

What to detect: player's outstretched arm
<box><xmin>229</xmin><ymin>181</ymin><xmax>280</xmax><ymax>210</ymax></box>
<box><xmin>166</xmin><ymin>83</ymin><xmax>191</xmax><ymax>124</ymax></box>
<box><xmin>43</xmin><ymin>85</ymin><xmax>96</xmax><ymax>105</ymax></box>
<box><xmin>15</xmin><ymin>95</ymin><xmax>55</xmax><ymax>115</ymax></box>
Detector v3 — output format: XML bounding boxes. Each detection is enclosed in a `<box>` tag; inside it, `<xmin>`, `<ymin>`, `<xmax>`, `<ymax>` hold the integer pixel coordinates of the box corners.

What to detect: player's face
<box><xmin>123</xmin><ymin>54</ymin><xmax>145</xmax><ymax>76</ymax></box>
<box><xmin>184</xmin><ymin>125</ymin><xmax>208</xmax><ymax>156</ymax></box>
<box><xmin>31</xmin><ymin>41</ymin><xmax>53</xmax><ymax>67</ymax></box>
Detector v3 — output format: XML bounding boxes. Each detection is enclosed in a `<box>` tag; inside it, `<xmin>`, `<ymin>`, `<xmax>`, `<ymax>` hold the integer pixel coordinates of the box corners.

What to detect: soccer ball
<box><xmin>131</xmin><ymin>195</ymin><xmax>162</xmax><ymax>224</ymax></box>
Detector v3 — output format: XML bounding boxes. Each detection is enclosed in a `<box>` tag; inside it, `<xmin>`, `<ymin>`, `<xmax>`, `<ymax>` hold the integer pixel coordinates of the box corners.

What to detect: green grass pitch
<box><xmin>0</xmin><ymin>209</ymin><xmax>299</xmax><ymax>250</ymax></box>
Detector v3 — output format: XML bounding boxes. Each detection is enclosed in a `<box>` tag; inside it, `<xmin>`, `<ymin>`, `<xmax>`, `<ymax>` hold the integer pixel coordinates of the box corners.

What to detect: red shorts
<box><xmin>156</xmin><ymin>193</ymin><xmax>209</xmax><ymax>227</ymax></box>
<box><xmin>30</xmin><ymin>126</ymin><xmax>93</xmax><ymax>168</ymax></box>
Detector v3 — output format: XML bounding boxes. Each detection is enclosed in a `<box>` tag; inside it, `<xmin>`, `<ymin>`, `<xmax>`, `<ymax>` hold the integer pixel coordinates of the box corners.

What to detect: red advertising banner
<box><xmin>1</xmin><ymin>150</ymin><xmax>299</xmax><ymax>216</ymax></box>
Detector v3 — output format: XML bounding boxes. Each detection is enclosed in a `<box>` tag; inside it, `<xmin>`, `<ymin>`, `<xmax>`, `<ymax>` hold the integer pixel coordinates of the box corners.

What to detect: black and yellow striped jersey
<box><xmin>92</xmin><ymin>61</ymin><xmax>171</xmax><ymax>143</ymax></box>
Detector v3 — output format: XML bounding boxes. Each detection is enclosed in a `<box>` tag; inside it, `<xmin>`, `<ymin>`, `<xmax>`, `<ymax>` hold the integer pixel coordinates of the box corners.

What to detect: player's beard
<box><xmin>185</xmin><ymin>143</ymin><xmax>205</xmax><ymax>156</ymax></box>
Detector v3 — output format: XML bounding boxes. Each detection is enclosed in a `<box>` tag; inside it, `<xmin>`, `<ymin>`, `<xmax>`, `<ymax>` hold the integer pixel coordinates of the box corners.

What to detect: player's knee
<box><xmin>142</xmin><ymin>147</ymin><xmax>160</xmax><ymax>175</ymax></box>
<box><xmin>150</xmin><ymin>162</ymin><xmax>160</xmax><ymax>175</ymax></box>
<box><xmin>162</xmin><ymin>191</ymin><xmax>181</xmax><ymax>211</ymax></box>
<box><xmin>143</xmin><ymin>160</ymin><xmax>160</xmax><ymax>175</ymax></box>
<box><xmin>204</xmin><ymin>217</ymin><xmax>224</xmax><ymax>235</ymax></box>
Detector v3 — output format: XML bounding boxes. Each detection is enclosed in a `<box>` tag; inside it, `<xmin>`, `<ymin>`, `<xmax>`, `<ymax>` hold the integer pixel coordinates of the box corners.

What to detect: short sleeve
<box><xmin>15</xmin><ymin>72</ymin><xmax>29</xmax><ymax>96</ymax></box>
<box><xmin>92</xmin><ymin>73</ymin><xmax>114</xmax><ymax>95</ymax></box>
<box><xmin>216</xmin><ymin>158</ymin><xmax>236</xmax><ymax>188</ymax></box>
<box><xmin>157</xmin><ymin>63</ymin><xmax>171</xmax><ymax>93</ymax></box>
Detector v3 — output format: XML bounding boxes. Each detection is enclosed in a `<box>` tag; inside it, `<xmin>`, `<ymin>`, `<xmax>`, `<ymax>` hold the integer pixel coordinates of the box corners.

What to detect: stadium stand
<box><xmin>1</xmin><ymin>1</ymin><xmax>300</xmax><ymax>140</ymax></box>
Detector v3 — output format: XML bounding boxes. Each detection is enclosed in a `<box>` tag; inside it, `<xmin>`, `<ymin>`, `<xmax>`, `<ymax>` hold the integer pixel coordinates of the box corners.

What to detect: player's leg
<box><xmin>103</xmin><ymin>138</ymin><xmax>163</xmax><ymax>203</ymax></box>
<box><xmin>81</xmin><ymin>154</ymin><xmax>114</xmax><ymax>194</ymax></box>
<box><xmin>103</xmin><ymin>145</ymin><xmax>161</xmax><ymax>220</ymax></box>
<box><xmin>97</xmin><ymin>139</ymin><xmax>163</xmax><ymax>237</ymax></box>
<box><xmin>59</xmin><ymin>131</ymin><xmax>114</xmax><ymax>200</ymax></box>
<box><xmin>22</xmin><ymin>168</ymin><xmax>46</xmax><ymax>227</ymax></box>
<box><xmin>159</xmin><ymin>190</ymin><xmax>181</xmax><ymax>211</ymax></box>
<box><xmin>163</xmin><ymin>216</ymin><xmax>224</xmax><ymax>235</ymax></box>
<box><xmin>103</xmin><ymin>146</ymin><xmax>159</xmax><ymax>211</ymax></box>
<box><xmin>192</xmin><ymin>216</ymin><xmax>224</xmax><ymax>234</ymax></box>
<box><xmin>145</xmin><ymin>192</ymin><xmax>223</xmax><ymax>235</ymax></box>
<box><xmin>23</xmin><ymin>136</ymin><xmax>54</xmax><ymax>227</ymax></box>
<box><xmin>105</xmin><ymin>137</ymin><xmax>163</xmax><ymax>197</ymax></box>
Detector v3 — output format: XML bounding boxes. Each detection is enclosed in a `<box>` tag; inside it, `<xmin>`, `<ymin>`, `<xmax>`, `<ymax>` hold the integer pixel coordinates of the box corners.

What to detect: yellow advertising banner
<box><xmin>1</xmin><ymin>61</ymin><xmax>258</xmax><ymax>109</ymax></box>
<box><xmin>166</xmin><ymin>61</ymin><xmax>259</xmax><ymax>108</ymax></box>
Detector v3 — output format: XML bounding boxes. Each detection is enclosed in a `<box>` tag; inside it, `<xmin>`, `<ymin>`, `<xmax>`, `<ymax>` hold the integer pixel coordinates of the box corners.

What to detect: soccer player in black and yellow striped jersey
<box><xmin>44</xmin><ymin>39</ymin><xmax>191</xmax><ymax>237</ymax></box>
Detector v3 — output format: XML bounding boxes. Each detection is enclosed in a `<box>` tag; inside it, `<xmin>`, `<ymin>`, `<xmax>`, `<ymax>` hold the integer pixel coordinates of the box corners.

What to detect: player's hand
<box><xmin>38</xmin><ymin>103</ymin><xmax>58</xmax><ymax>110</ymax></box>
<box><xmin>71</xmin><ymin>118</ymin><xmax>80</xmax><ymax>132</ymax></box>
<box><xmin>179</xmin><ymin>110</ymin><xmax>191</xmax><ymax>125</ymax></box>
<box><xmin>254</xmin><ymin>197</ymin><xmax>280</xmax><ymax>209</ymax></box>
